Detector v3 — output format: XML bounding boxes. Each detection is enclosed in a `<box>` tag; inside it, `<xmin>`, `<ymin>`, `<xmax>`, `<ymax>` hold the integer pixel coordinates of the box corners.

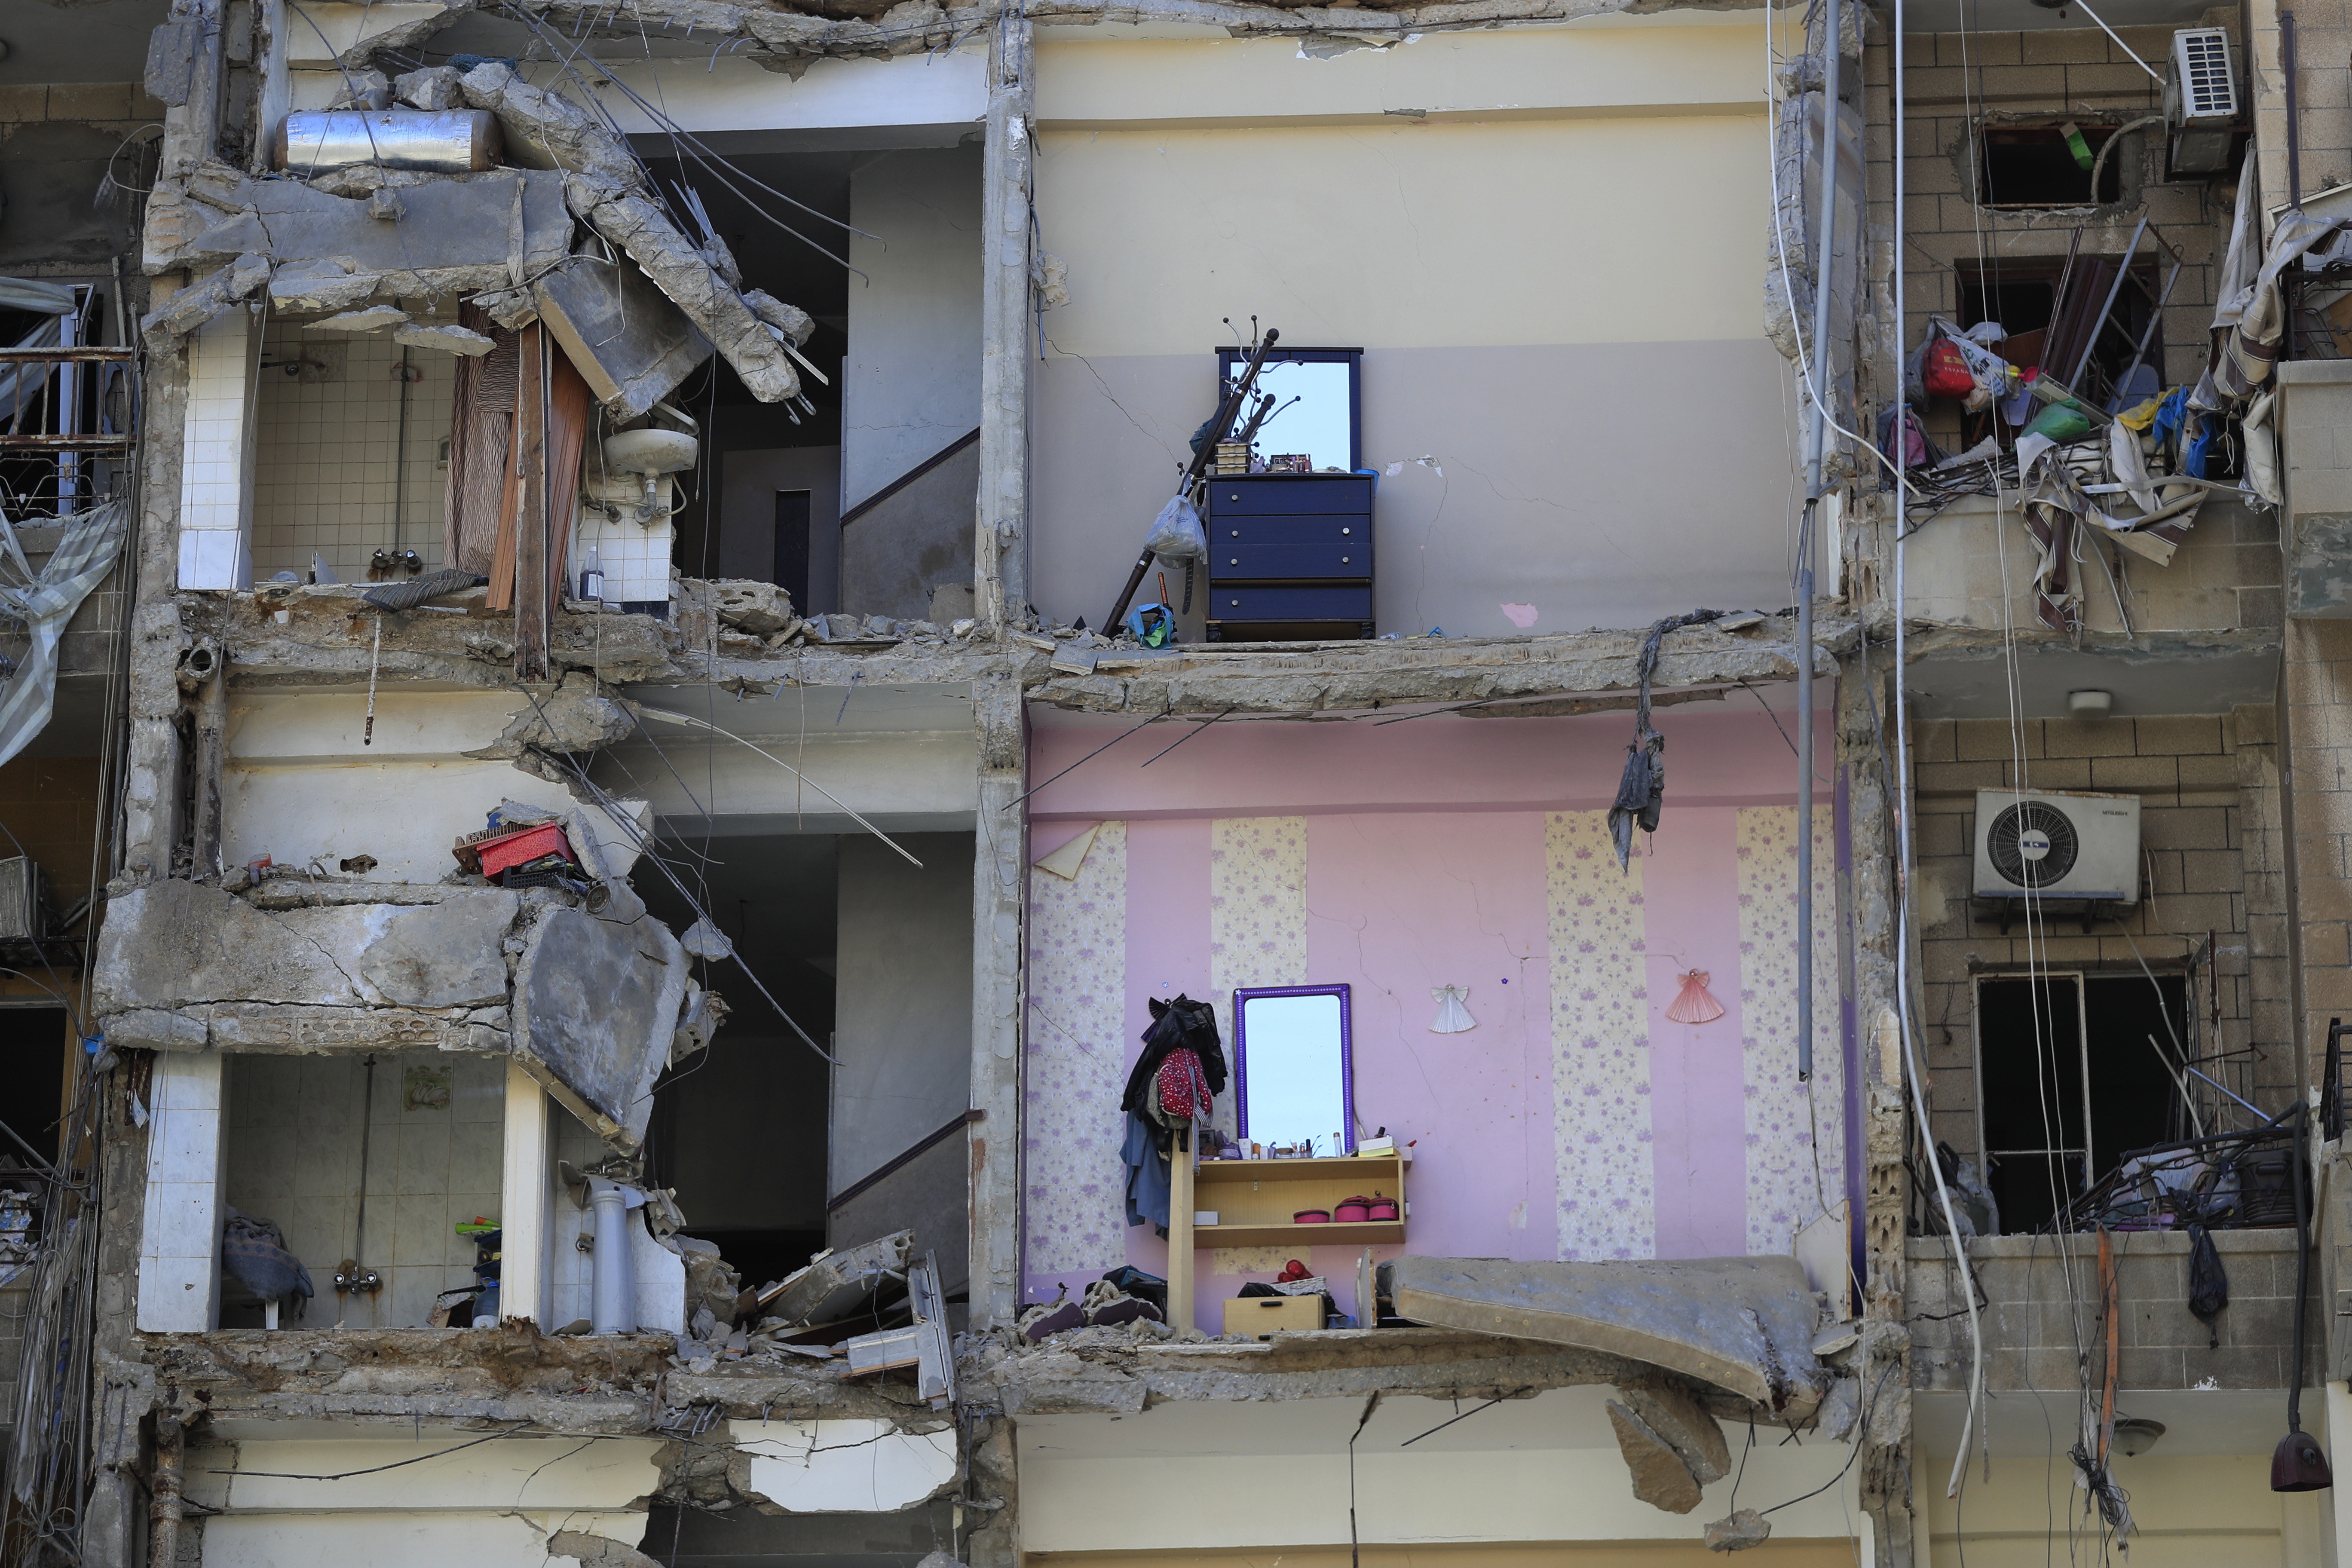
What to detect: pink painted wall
<box><xmin>1639</xmin><ymin>806</ymin><xmax>1749</xmax><ymax>1259</ymax></box>
<box><xmin>1021</xmin><ymin>701</ymin><xmax>1837</xmax><ymax>1326</ymax></box>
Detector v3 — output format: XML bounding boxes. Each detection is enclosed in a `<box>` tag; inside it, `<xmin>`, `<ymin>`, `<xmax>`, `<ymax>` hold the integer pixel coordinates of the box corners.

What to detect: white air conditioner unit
<box><xmin>1973</xmin><ymin>789</ymin><xmax>2141</xmax><ymax>903</ymax></box>
<box><xmin>0</xmin><ymin>857</ymin><xmax>48</xmax><ymax>940</ymax></box>
<box><xmin>2165</xmin><ymin>27</ymin><xmax>2239</xmax><ymax>175</ymax></box>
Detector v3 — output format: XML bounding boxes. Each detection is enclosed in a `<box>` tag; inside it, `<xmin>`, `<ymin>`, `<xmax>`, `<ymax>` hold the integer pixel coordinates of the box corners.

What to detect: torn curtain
<box><xmin>444</xmin><ymin>303</ymin><xmax>518</xmax><ymax>577</ymax></box>
<box><xmin>460</xmin><ymin>319</ymin><xmax>591</xmax><ymax>612</ymax></box>
<box><xmin>0</xmin><ymin>501</ymin><xmax>128</xmax><ymax>770</ymax></box>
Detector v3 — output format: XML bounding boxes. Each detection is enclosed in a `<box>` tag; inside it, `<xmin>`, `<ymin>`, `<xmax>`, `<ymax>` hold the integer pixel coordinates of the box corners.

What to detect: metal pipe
<box><xmin>2286</xmin><ymin>9</ymin><xmax>2303</xmax><ymax>209</ymax></box>
<box><xmin>190</xmin><ymin>652</ymin><xmax>229</xmax><ymax>879</ymax></box>
<box><xmin>148</xmin><ymin>1404</ymin><xmax>184</xmax><ymax>1568</ymax></box>
<box><xmin>2110</xmin><ymin>257</ymin><xmax>2184</xmax><ymax>404</ymax></box>
<box><xmin>589</xmin><ymin>1181</ymin><xmax>635</xmax><ymax>1334</ymax></box>
<box><xmin>1795</xmin><ymin>0</ymin><xmax>1843</xmax><ymax>1082</ymax></box>
<box><xmin>2069</xmin><ymin>213</ymin><xmax>2150</xmax><ymax>390</ymax></box>
<box><xmin>273</xmin><ymin>109</ymin><xmax>502</xmax><ymax>175</ymax></box>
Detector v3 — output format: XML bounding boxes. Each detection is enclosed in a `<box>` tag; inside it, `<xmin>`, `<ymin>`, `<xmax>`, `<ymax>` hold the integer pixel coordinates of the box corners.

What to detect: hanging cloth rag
<box><xmin>2211</xmin><ymin>207</ymin><xmax>2345</xmax><ymax>403</ymax></box>
<box><xmin>1608</xmin><ymin>609</ymin><xmax>1725</xmax><ymax>868</ymax></box>
<box><xmin>0</xmin><ymin>278</ymin><xmax>74</xmax><ymax>426</ymax></box>
<box><xmin>544</xmin><ymin>344</ymin><xmax>593</xmax><ymax>611</ymax></box>
<box><xmin>1121</xmin><ymin>993</ymin><xmax>1228</xmax><ymax>1116</ymax></box>
<box><xmin>0</xmin><ymin>500</ymin><xmax>129</xmax><ymax>770</ymax></box>
<box><xmin>1121</xmin><ymin>1110</ymin><xmax>1173</xmax><ymax>1234</ymax></box>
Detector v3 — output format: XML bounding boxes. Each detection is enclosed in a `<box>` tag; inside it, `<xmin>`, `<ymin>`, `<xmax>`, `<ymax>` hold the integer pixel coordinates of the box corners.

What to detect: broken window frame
<box><xmin>1971</xmin><ymin>967</ymin><xmax>2096</xmax><ymax>1205</ymax></box>
<box><xmin>1970</xmin><ymin>965</ymin><xmax>2197</xmax><ymax>1230</ymax></box>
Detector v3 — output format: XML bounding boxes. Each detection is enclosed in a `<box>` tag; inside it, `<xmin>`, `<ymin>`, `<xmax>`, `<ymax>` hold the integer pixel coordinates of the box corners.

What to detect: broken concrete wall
<box><xmin>455</xmin><ymin>63</ymin><xmax>804</xmax><ymax>407</ymax></box>
<box><xmin>142</xmin><ymin>162</ymin><xmax>573</xmax><ymax>300</ymax></box>
<box><xmin>217</xmin><ymin>686</ymin><xmax>642</xmax><ymax>885</ymax></box>
<box><xmin>513</xmin><ymin>904</ymin><xmax>691</xmax><ymax>1154</ymax></box>
<box><xmin>92</xmin><ymin>879</ymin><xmax>520</xmax><ymax>1052</ymax></box>
<box><xmin>94</xmin><ymin>869</ymin><xmax>698</xmax><ymax>1152</ymax></box>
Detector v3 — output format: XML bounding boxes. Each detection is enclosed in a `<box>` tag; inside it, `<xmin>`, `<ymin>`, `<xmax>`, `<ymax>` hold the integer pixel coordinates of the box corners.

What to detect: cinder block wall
<box><xmin>1909</xmin><ymin>1229</ymin><xmax>2316</xmax><ymax>1392</ymax></box>
<box><xmin>1909</xmin><ymin>709</ymin><xmax>2291</xmax><ymax>1159</ymax></box>
<box><xmin>1895</xmin><ymin>496</ymin><xmax>2281</xmax><ymax>635</ymax></box>
<box><xmin>1865</xmin><ymin>16</ymin><xmax>2239</xmax><ymax>450</ymax></box>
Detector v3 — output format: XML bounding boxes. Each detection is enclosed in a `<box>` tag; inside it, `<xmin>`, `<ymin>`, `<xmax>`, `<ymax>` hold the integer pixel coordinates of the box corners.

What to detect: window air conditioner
<box><xmin>1973</xmin><ymin>789</ymin><xmax>2141</xmax><ymax>904</ymax></box>
<box><xmin>2165</xmin><ymin>27</ymin><xmax>2238</xmax><ymax>175</ymax></box>
<box><xmin>0</xmin><ymin>857</ymin><xmax>49</xmax><ymax>940</ymax></box>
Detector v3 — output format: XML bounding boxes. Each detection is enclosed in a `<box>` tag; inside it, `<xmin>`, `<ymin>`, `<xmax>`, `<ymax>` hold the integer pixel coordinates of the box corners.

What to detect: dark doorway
<box><xmin>640</xmin><ymin>835</ymin><xmax>836</xmax><ymax>1291</ymax></box>
<box><xmin>775</xmin><ymin>489</ymin><xmax>812</xmax><ymax>607</ymax></box>
<box><xmin>0</xmin><ymin>1007</ymin><xmax>67</xmax><ymax>1166</ymax></box>
<box><xmin>1977</xmin><ymin>972</ymin><xmax>2189</xmax><ymax>1232</ymax></box>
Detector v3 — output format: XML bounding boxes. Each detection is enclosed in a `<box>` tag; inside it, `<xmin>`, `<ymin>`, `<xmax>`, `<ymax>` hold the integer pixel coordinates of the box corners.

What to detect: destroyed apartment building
<box><xmin>4</xmin><ymin>0</ymin><xmax>2352</xmax><ymax>1561</ymax></box>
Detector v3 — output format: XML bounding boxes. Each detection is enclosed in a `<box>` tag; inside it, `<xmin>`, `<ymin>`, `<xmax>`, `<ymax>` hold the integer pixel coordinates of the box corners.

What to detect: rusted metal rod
<box><xmin>0</xmin><ymin>347</ymin><xmax>134</xmax><ymax>363</ymax></box>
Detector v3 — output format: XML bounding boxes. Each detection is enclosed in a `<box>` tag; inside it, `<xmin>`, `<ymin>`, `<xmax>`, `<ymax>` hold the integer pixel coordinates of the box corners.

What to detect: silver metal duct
<box><xmin>273</xmin><ymin>109</ymin><xmax>503</xmax><ymax>175</ymax></box>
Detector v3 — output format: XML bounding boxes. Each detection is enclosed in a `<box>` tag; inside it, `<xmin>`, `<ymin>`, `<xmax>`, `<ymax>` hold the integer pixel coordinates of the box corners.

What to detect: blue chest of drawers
<box><xmin>1202</xmin><ymin>474</ymin><xmax>1375</xmax><ymax>641</ymax></box>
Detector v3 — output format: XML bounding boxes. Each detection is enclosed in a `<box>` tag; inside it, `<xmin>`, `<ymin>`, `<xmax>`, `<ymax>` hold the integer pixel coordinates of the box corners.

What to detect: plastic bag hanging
<box><xmin>1142</xmin><ymin>493</ymin><xmax>1207</xmax><ymax>559</ymax></box>
<box><xmin>1429</xmin><ymin>986</ymin><xmax>1476</xmax><ymax>1034</ymax></box>
<box><xmin>1665</xmin><ymin>971</ymin><xmax>1724</xmax><ymax>1025</ymax></box>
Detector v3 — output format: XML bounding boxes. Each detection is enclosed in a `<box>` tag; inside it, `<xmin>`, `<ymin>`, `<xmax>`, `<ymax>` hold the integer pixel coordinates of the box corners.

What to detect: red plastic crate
<box><xmin>475</xmin><ymin>823</ymin><xmax>573</xmax><ymax>879</ymax></box>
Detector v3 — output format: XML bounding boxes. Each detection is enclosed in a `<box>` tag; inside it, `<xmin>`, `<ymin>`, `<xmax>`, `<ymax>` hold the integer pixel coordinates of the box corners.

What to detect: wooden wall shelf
<box><xmin>1191</xmin><ymin>1154</ymin><xmax>1407</xmax><ymax>1248</ymax></box>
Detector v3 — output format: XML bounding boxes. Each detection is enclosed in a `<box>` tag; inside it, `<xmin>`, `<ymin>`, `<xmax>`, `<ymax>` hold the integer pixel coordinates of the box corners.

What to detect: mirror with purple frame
<box><xmin>1233</xmin><ymin>983</ymin><xmax>1355</xmax><ymax>1157</ymax></box>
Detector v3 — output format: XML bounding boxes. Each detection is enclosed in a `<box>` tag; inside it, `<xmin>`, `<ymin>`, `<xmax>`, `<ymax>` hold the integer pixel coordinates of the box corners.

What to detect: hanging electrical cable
<box><xmin>1886</xmin><ymin>0</ymin><xmax>1990</xmax><ymax>1506</ymax></box>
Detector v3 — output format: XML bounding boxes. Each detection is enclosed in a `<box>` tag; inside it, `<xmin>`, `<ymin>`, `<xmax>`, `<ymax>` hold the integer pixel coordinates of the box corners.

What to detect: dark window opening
<box><xmin>1980</xmin><ymin>125</ymin><xmax>2123</xmax><ymax>209</ymax></box>
<box><xmin>0</xmin><ymin>1008</ymin><xmax>66</xmax><ymax>1227</ymax></box>
<box><xmin>1977</xmin><ymin>972</ymin><xmax>2189</xmax><ymax>1232</ymax></box>
<box><xmin>644</xmin><ymin>1496</ymin><xmax>959</xmax><ymax>1568</ymax></box>
<box><xmin>775</xmin><ymin>489</ymin><xmax>812</xmax><ymax>608</ymax></box>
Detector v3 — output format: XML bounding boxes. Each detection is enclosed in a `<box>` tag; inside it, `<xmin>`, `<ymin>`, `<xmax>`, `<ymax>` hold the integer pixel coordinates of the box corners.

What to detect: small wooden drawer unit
<box><xmin>1204</xmin><ymin>474</ymin><xmax>1374</xmax><ymax>641</ymax></box>
<box><xmin>1222</xmin><ymin>1294</ymin><xmax>1325</xmax><ymax>1338</ymax></box>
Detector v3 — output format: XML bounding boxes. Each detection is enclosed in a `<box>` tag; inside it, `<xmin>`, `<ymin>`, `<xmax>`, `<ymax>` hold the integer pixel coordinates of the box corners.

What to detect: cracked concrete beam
<box><xmin>457</xmin><ymin>63</ymin><xmax>802</xmax><ymax>404</ymax></box>
<box><xmin>140</xmin><ymin>254</ymin><xmax>270</xmax><ymax>339</ymax></box>
<box><xmin>965</xmin><ymin>1326</ymin><xmax>1757</xmax><ymax>1412</ymax></box>
<box><xmin>144</xmin><ymin>163</ymin><xmax>572</xmax><ymax>294</ymax></box>
<box><xmin>1385</xmin><ymin>1255</ymin><xmax>1828</xmax><ymax>1410</ymax></box>
<box><xmin>101</xmin><ymin>1003</ymin><xmax>508</xmax><ymax>1054</ymax></box>
<box><xmin>522</xmin><ymin>0</ymin><xmax>1685</xmax><ymax>57</ymax></box>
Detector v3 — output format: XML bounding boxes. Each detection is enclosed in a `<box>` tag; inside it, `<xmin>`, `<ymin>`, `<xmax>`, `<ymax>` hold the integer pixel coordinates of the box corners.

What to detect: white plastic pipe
<box><xmin>589</xmin><ymin>1181</ymin><xmax>635</xmax><ymax>1335</ymax></box>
